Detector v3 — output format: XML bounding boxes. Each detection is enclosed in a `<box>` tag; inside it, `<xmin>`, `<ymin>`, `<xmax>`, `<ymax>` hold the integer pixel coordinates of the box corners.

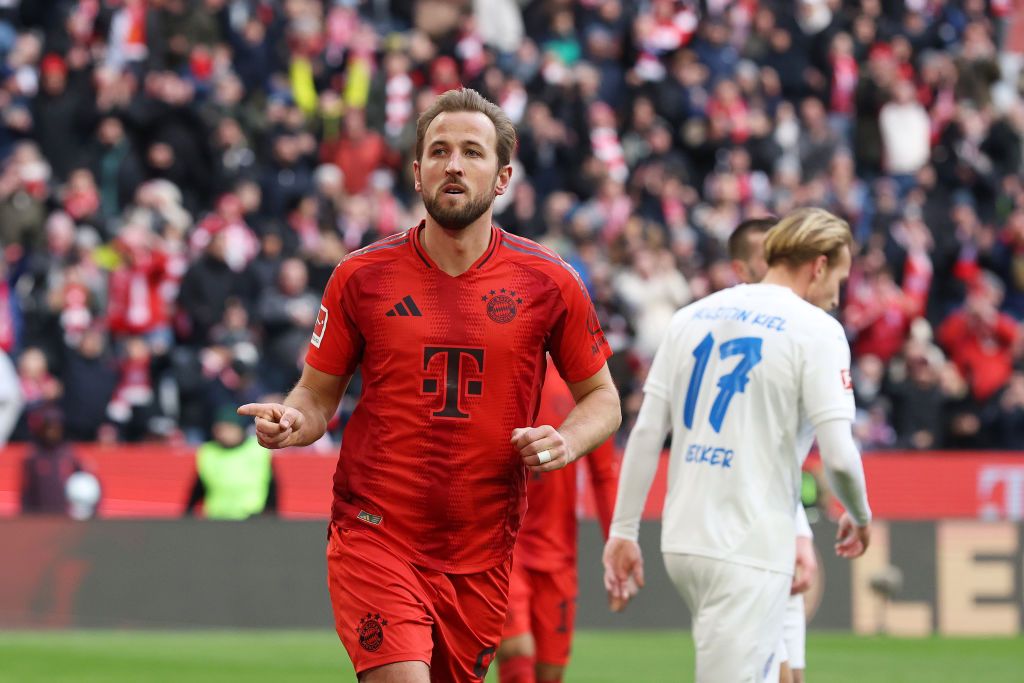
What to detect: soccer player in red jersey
<box><xmin>238</xmin><ymin>88</ymin><xmax>621</xmax><ymax>683</ymax></box>
<box><xmin>497</xmin><ymin>362</ymin><xmax>618</xmax><ymax>683</ymax></box>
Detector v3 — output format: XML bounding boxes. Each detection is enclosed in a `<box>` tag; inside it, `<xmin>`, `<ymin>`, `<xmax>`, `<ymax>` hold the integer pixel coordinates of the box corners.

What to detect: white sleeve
<box><xmin>795</xmin><ymin>502</ymin><xmax>813</xmax><ymax>539</ymax></box>
<box><xmin>815</xmin><ymin>418</ymin><xmax>871</xmax><ymax>526</ymax></box>
<box><xmin>608</xmin><ymin>391</ymin><xmax>673</xmax><ymax>542</ymax></box>
<box><xmin>0</xmin><ymin>352</ymin><xmax>22</xmax><ymax>446</ymax></box>
<box><xmin>801</xmin><ymin>316</ymin><xmax>855</xmax><ymax>427</ymax></box>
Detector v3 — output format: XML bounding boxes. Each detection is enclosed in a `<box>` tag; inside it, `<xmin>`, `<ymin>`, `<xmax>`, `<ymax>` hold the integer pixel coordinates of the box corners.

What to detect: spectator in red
<box><xmin>62</xmin><ymin>168</ymin><xmax>102</xmax><ymax>227</ymax></box>
<box><xmin>17</xmin><ymin>346</ymin><xmax>62</xmax><ymax>407</ymax></box>
<box><xmin>368</xmin><ymin>48</ymin><xmax>415</xmax><ymax>145</ymax></box>
<box><xmin>588</xmin><ymin>102</ymin><xmax>628</xmax><ymax>184</ymax></box>
<box><xmin>189</xmin><ymin>193</ymin><xmax>259</xmax><ymax>273</ymax></box>
<box><xmin>320</xmin><ymin>108</ymin><xmax>395</xmax><ymax>196</ymax></box>
<box><xmin>429</xmin><ymin>54</ymin><xmax>462</xmax><ymax>95</ymax></box>
<box><xmin>705</xmin><ymin>78</ymin><xmax>748</xmax><ymax>144</ymax></box>
<box><xmin>106</xmin><ymin>336</ymin><xmax>158</xmax><ymax>442</ymax></box>
<box><xmin>286</xmin><ymin>194</ymin><xmax>321</xmax><ymax>255</ymax></box>
<box><xmin>892</xmin><ymin>210</ymin><xmax>935</xmax><ymax>318</ymax></box>
<box><xmin>827</xmin><ymin>32</ymin><xmax>858</xmax><ymax>140</ymax></box>
<box><xmin>634</xmin><ymin>0</ymin><xmax>698</xmax><ymax>57</ymax></box>
<box><xmin>937</xmin><ymin>272</ymin><xmax>1018</xmax><ymax>403</ymax></box>
<box><xmin>844</xmin><ymin>246</ymin><xmax>921</xmax><ymax>363</ymax></box>
<box><xmin>107</xmin><ymin>224</ymin><xmax>172</xmax><ymax>352</ymax></box>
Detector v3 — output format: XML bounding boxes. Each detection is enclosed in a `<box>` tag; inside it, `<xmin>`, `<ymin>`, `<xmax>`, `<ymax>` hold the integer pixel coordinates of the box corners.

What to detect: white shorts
<box><xmin>664</xmin><ymin>553</ymin><xmax>791</xmax><ymax>683</ymax></box>
<box><xmin>781</xmin><ymin>593</ymin><xmax>806</xmax><ymax>670</ymax></box>
<box><xmin>766</xmin><ymin>637</ymin><xmax>786</xmax><ymax>682</ymax></box>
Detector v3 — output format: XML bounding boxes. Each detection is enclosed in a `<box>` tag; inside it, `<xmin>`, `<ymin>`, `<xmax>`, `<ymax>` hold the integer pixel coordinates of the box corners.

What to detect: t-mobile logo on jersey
<box><xmin>422</xmin><ymin>346</ymin><xmax>485</xmax><ymax>419</ymax></box>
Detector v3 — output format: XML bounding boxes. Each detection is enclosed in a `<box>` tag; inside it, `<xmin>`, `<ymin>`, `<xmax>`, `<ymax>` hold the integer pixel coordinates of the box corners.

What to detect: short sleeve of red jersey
<box><xmin>548</xmin><ymin>274</ymin><xmax>612</xmax><ymax>384</ymax></box>
<box><xmin>305</xmin><ymin>264</ymin><xmax>363</xmax><ymax>376</ymax></box>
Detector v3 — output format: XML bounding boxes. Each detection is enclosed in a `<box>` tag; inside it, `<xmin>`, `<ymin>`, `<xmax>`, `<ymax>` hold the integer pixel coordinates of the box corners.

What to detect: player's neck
<box><xmin>420</xmin><ymin>217</ymin><xmax>493</xmax><ymax>276</ymax></box>
<box><xmin>761</xmin><ymin>265</ymin><xmax>812</xmax><ymax>299</ymax></box>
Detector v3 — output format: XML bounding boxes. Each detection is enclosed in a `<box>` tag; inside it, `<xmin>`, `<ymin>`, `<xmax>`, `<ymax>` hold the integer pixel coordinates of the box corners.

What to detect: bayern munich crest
<box><xmin>482</xmin><ymin>288</ymin><xmax>522</xmax><ymax>324</ymax></box>
<box><xmin>357</xmin><ymin>612</ymin><xmax>387</xmax><ymax>652</ymax></box>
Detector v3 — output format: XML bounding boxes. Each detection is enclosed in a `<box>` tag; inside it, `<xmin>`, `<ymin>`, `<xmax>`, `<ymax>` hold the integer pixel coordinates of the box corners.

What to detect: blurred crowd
<box><xmin>0</xmin><ymin>0</ymin><xmax>1022</xmax><ymax>451</ymax></box>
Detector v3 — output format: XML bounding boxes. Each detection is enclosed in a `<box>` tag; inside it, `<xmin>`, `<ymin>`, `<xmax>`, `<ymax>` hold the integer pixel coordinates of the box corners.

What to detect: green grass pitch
<box><xmin>0</xmin><ymin>630</ymin><xmax>1020</xmax><ymax>682</ymax></box>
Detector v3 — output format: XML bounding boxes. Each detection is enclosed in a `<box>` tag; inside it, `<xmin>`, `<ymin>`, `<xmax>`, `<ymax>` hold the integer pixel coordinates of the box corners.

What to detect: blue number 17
<box><xmin>683</xmin><ymin>333</ymin><xmax>763</xmax><ymax>433</ymax></box>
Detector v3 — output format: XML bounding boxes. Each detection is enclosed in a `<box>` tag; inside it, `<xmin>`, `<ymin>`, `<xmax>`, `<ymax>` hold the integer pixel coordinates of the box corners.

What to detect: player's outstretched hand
<box><xmin>237</xmin><ymin>403</ymin><xmax>305</xmax><ymax>449</ymax></box>
<box><xmin>602</xmin><ymin>537</ymin><xmax>645</xmax><ymax>613</ymax></box>
<box><xmin>835</xmin><ymin>513</ymin><xmax>870</xmax><ymax>559</ymax></box>
<box><xmin>791</xmin><ymin>535</ymin><xmax>818</xmax><ymax>595</ymax></box>
<box><xmin>511</xmin><ymin>425</ymin><xmax>572</xmax><ymax>472</ymax></box>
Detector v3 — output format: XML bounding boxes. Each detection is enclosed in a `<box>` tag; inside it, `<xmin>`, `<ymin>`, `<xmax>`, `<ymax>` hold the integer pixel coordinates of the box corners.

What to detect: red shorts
<box><xmin>326</xmin><ymin>523</ymin><xmax>511</xmax><ymax>680</ymax></box>
<box><xmin>501</xmin><ymin>559</ymin><xmax>578</xmax><ymax>667</ymax></box>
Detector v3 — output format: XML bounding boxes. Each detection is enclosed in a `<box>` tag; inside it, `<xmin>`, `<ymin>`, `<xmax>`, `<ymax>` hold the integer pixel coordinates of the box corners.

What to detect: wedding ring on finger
<box><xmin>536</xmin><ymin>450</ymin><xmax>552</xmax><ymax>465</ymax></box>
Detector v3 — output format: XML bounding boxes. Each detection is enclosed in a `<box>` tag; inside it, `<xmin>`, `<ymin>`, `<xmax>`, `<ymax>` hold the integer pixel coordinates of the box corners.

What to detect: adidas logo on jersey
<box><xmin>385</xmin><ymin>295</ymin><xmax>422</xmax><ymax>317</ymax></box>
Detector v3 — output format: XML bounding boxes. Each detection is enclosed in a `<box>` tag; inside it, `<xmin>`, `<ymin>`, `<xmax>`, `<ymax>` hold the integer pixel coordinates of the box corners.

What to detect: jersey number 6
<box><xmin>683</xmin><ymin>333</ymin><xmax>763</xmax><ymax>432</ymax></box>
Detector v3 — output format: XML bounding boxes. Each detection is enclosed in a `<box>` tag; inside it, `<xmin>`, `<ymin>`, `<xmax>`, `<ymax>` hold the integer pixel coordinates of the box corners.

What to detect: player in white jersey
<box><xmin>604</xmin><ymin>208</ymin><xmax>871</xmax><ymax>682</ymax></box>
<box><xmin>784</xmin><ymin>509</ymin><xmax>815</xmax><ymax>679</ymax></box>
<box><xmin>729</xmin><ymin>217</ymin><xmax>818</xmax><ymax>683</ymax></box>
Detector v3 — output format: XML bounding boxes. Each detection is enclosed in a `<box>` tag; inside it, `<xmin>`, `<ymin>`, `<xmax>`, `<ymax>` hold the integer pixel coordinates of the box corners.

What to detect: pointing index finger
<box><xmin>237</xmin><ymin>403</ymin><xmax>277</xmax><ymax>421</ymax></box>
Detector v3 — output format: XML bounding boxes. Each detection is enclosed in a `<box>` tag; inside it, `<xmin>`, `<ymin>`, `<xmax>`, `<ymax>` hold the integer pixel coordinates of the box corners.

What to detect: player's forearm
<box><xmin>815</xmin><ymin>418</ymin><xmax>872</xmax><ymax>526</ymax></box>
<box><xmin>559</xmin><ymin>383</ymin><xmax>622</xmax><ymax>463</ymax></box>
<box><xmin>609</xmin><ymin>392</ymin><xmax>671</xmax><ymax>542</ymax></box>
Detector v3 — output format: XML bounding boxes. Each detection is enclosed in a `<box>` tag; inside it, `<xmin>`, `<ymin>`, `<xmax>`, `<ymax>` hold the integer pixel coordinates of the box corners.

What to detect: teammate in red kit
<box><xmin>238</xmin><ymin>88</ymin><xmax>621</xmax><ymax>683</ymax></box>
<box><xmin>497</xmin><ymin>362</ymin><xmax>618</xmax><ymax>683</ymax></box>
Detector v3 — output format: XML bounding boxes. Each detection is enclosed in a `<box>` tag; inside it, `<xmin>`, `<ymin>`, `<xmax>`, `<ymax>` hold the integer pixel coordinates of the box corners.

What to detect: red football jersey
<box><xmin>306</xmin><ymin>223</ymin><xmax>611</xmax><ymax>574</ymax></box>
<box><xmin>514</xmin><ymin>362</ymin><xmax>619</xmax><ymax>572</ymax></box>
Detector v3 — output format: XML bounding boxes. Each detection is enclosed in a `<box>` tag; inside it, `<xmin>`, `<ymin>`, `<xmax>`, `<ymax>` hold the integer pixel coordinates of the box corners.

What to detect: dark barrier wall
<box><xmin>2</xmin><ymin>519</ymin><xmax>1022</xmax><ymax>634</ymax></box>
<box><xmin>0</xmin><ymin>519</ymin><xmax>335</xmax><ymax>629</ymax></box>
<box><xmin>578</xmin><ymin>520</ymin><xmax>1024</xmax><ymax>635</ymax></box>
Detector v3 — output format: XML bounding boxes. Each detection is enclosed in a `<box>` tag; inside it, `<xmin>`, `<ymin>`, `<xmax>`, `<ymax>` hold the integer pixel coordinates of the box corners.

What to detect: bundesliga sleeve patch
<box><xmin>841</xmin><ymin>368</ymin><xmax>853</xmax><ymax>391</ymax></box>
<box><xmin>312</xmin><ymin>305</ymin><xmax>329</xmax><ymax>348</ymax></box>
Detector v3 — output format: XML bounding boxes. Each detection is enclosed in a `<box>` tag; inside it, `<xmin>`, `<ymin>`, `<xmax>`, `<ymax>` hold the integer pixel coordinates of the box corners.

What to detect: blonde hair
<box><xmin>415</xmin><ymin>88</ymin><xmax>517</xmax><ymax>169</ymax></box>
<box><xmin>764</xmin><ymin>207</ymin><xmax>853</xmax><ymax>268</ymax></box>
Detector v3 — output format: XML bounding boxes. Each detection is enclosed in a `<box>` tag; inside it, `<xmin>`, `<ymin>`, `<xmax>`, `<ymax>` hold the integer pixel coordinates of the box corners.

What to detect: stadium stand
<box><xmin>0</xmin><ymin>0</ymin><xmax>1021</xmax><ymax>454</ymax></box>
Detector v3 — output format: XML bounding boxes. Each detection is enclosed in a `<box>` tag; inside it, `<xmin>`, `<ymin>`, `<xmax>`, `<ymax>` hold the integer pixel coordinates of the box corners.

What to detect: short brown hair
<box><xmin>764</xmin><ymin>207</ymin><xmax>853</xmax><ymax>268</ymax></box>
<box><xmin>728</xmin><ymin>217</ymin><xmax>777</xmax><ymax>261</ymax></box>
<box><xmin>415</xmin><ymin>88</ymin><xmax>517</xmax><ymax>168</ymax></box>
